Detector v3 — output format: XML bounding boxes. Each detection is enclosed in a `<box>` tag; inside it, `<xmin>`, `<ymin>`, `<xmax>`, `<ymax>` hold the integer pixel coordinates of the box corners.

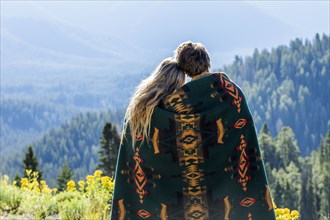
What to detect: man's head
<box><xmin>174</xmin><ymin>41</ymin><xmax>211</xmax><ymax>77</ymax></box>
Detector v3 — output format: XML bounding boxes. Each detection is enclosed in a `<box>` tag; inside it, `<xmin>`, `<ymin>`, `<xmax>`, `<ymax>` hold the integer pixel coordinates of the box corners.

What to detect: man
<box><xmin>175</xmin><ymin>41</ymin><xmax>211</xmax><ymax>79</ymax></box>
<box><xmin>170</xmin><ymin>40</ymin><xmax>277</xmax><ymax>220</ymax></box>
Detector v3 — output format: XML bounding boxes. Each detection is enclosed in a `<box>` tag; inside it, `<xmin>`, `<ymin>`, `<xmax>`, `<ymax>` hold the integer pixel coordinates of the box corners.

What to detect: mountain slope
<box><xmin>223</xmin><ymin>33</ymin><xmax>330</xmax><ymax>155</ymax></box>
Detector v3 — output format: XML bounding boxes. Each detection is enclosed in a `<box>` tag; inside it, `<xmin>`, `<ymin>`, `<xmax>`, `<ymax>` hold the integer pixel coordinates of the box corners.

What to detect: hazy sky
<box><xmin>1</xmin><ymin>1</ymin><xmax>329</xmax><ymax>66</ymax></box>
<box><xmin>2</xmin><ymin>1</ymin><xmax>329</xmax><ymax>37</ymax></box>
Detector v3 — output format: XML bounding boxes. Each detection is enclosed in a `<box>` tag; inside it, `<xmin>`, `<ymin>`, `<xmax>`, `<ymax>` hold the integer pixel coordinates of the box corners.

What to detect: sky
<box><xmin>2</xmin><ymin>1</ymin><xmax>328</xmax><ymax>35</ymax></box>
<box><xmin>1</xmin><ymin>0</ymin><xmax>329</xmax><ymax>68</ymax></box>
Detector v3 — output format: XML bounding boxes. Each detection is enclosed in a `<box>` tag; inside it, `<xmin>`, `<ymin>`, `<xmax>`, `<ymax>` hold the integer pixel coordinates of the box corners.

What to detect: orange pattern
<box><xmin>216</xmin><ymin>118</ymin><xmax>225</xmax><ymax>144</ymax></box>
<box><xmin>233</xmin><ymin>118</ymin><xmax>247</xmax><ymax>129</ymax></box>
<box><xmin>219</xmin><ymin>73</ymin><xmax>242</xmax><ymax>113</ymax></box>
<box><xmin>164</xmin><ymin>89</ymin><xmax>193</xmax><ymax>114</ymax></box>
<box><xmin>152</xmin><ymin>127</ymin><xmax>160</xmax><ymax>154</ymax></box>
<box><xmin>133</xmin><ymin>147</ymin><xmax>148</xmax><ymax>204</ymax></box>
<box><xmin>136</xmin><ymin>209</ymin><xmax>152</xmax><ymax>219</ymax></box>
<box><xmin>237</xmin><ymin>135</ymin><xmax>251</xmax><ymax>191</ymax></box>
<box><xmin>240</xmin><ymin>197</ymin><xmax>256</xmax><ymax>207</ymax></box>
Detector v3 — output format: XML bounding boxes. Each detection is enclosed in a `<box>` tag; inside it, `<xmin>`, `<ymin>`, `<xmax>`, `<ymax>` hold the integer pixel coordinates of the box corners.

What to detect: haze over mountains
<box><xmin>2</xmin><ymin>1</ymin><xmax>328</xmax><ymax>83</ymax></box>
<box><xmin>1</xmin><ymin>1</ymin><xmax>329</xmax><ymax>163</ymax></box>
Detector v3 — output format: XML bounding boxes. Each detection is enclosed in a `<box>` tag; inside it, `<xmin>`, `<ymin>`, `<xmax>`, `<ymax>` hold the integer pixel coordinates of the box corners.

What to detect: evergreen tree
<box><xmin>260</xmin><ymin>123</ymin><xmax>270</xmax><ymax>135</ymax></box>
<box><xmin>318</xmin><ymin>132</ymin><xmax>330</xmax><ymax>219</ymax></box>
<box><xmin>97</xmin><ymin>122</ymin><xmax>121</xmax><ymax>177</ymax></box>
<box><xmin>300</xmin><ymin>159</ymin><xmax>318</xmax><ymax>220</ymax></box>
<box><xmin>23</xmin><ymin>145</ymin><xmax>43</xmax><ymax>180</ymax></box>
<box><xmin>274</xmin><ymin>127</ymin><xmax>300</xmax><ymax>168</ymax></box>
<box><xmin>57</xmin><ymin>161</ymin><xmax>74</xmax><ymax>192</ymax></box>
<box><xmin>259</xmin><ymin>125</ymin><xmax>278</xmax><ymax>168</ymax></box>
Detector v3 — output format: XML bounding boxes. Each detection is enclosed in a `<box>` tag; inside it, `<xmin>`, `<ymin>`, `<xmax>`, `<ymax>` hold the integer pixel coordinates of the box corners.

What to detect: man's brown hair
<box><xmin>174</xmin><ymin>41</ymin><xmax>211</xmax><ymax>77</ymax></box>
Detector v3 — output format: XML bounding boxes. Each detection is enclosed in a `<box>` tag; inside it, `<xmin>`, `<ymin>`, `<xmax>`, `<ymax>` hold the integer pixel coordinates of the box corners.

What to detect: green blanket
<box><xmin>110</xmin><ymin>73</ymin><xmax>276</xmax><ymax>220</ymax></box>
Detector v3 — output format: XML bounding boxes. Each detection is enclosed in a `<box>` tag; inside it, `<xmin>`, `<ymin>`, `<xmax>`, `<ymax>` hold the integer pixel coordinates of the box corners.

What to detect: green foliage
<box><xmin>260</xmin><ymin>126</ymin><xmax>330</xmax><ymax>220</ymax></box>
<box><xmin>0</xmin><ymin>99</ymin><xmax>77</xmax><ymax>155</ymax></box>
<box><xmin>97</xmin><ymin>122</ymin><xmax>121</xmax><ymax>177</ymax></box>
<box><xmin>0</xmin><ymin>175</ymin><xmax>22</xmax><ymax>213</ymax></box>
<box><xmin>56</xmin><ymin>162</ymin><xmax>74</xmax><ymax>192</ymax></box>
<box><xmin>1</xmin><ymin>110</ymin><xmax>123</xmax><ymax>187</ymax></box>
<box><xmin>0</xmin><ymin>170</ymin><xmax>114</xmax><ymax>219</ymax></box>
<box><xmin>224</xmin><ymin>33</ymin><xmax>330</xmax><ymax>155</ymax></box>
<box><xmin>57</xmin><ymin>193</ymin><xmax>87</xmax><ymax>220</ymax></box>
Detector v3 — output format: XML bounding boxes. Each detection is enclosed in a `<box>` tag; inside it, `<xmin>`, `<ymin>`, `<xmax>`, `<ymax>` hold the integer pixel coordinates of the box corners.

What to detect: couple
<box><xmin>110</xmin><ymin>42</ymin><xmax>276</xmax><ymax>220</ymax></box>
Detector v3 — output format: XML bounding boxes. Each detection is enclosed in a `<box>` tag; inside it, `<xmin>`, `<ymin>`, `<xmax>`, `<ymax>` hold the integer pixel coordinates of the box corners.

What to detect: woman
<box><xmin>111</xmin><ymin>43</ymin><xmax>276</xmax><ymax>220</ymax></box>
<box><xmin>122</xmin><ymin>57</ymin><xmax>186</xmax><ymax>151</ymax></box>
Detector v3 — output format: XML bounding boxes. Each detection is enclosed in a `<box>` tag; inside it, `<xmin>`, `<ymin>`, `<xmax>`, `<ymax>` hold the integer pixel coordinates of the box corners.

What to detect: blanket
<box><xmin>110</xmin><ymin>72</ymin><xmax>276</xmax><ymax>220</ymax></box>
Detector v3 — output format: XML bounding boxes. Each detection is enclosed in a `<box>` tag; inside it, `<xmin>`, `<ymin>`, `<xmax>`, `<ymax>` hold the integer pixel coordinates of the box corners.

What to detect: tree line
<box><xmin>223</xmin><ymin>33</ymin><xmax>329</xmax><ymax>155</ymax></box>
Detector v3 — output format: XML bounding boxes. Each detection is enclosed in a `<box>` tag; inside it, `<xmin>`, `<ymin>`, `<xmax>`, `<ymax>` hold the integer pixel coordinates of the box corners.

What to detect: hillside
<box><xmin>1</xmin><ymin>110</ymin><xmax>124</xmax><ymax>187</ymax></box>
<box><xmin>223</xmin><ymin>33</ymin><xmax>329</xmax><ymax>155</ymax></box>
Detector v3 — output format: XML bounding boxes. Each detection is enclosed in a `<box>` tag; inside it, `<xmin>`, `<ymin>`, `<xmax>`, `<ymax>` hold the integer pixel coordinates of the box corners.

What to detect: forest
<box><xmin>223</xmin><ymin>33</ymin><xmax>329</xmax><ymax>155</ymax></box>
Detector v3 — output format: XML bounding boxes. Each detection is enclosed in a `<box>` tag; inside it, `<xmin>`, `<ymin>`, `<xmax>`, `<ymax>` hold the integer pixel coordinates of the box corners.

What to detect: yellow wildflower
<box><xmin>66</xmin><ymin>180</ymin><xmax>76</xmax><ymax>192</ymax></box>
<box><xmin>78</xmin><ymin>180</ymin><xmax>85</xmax><ymax>192</ymax></box>
<box><xmin>291</xmin><ymin>210</ymin><xmax>299</xmax><ymax>216</ymax></box>
<box><xmin>275</xmin><ymin>208</ymin><xmax>283</xmax><ymax>215</ymax></box>
<box><xmin>32</xmin><ymin>171</ymin><xmax>39</xmax><ymax>179</ymax></box>
<box><xmin>101</xmin><ymin>176</ymin><xmax>110</xmax><ymax>184</ymax></box>
<box><xmin>25</xmin><ymin>169</ymin><xmax>32</xmax><ymax>176</ymax></box>
<box><xmin>21</xmin><ymin>178</ymin><xmax>28</xmax><ymax>186</ymax></box>
<box><xmin>42</xmin><ymin>187</ymin><xmax>52</xmax><ymax>194</ymax></box>
<box><xmin>40</xmin><ymin>180</ymin><xmax>47</xmax><ymax>185</ymax></box>
<box><xmin>283</xmin><ymin>213</ymin><xmax>290</xmax><ymax>219</ymax></box>
<box><xmin>283</xmin><ymin>208</ymin><xmax>290</xmax><ymax>214</ymax></box>
<box><xmin>53</xmin><ymin>188</ymin><xmax>58</xmax><ymax>194</ymax></box>
<box><xmin>78</xmin><ymin>180</ymin><xmax>85</xmax><ymax>187</ymax></box>
<box><xmin>94</xmin><ymin>170</ymin><xmax>103</xmax><ymax>177</ymax></box>
<box><xmin>86</xmin><ymin>175</ymin><xmax>94</xmax><ymax>183</ymax></box>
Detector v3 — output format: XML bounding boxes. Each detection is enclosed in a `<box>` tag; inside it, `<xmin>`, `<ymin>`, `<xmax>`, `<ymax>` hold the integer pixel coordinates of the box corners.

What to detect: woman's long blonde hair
<box><xmin>123</xmin><ymin>58</ymin><xmax>185</xmax><ymax>150</ymax></box>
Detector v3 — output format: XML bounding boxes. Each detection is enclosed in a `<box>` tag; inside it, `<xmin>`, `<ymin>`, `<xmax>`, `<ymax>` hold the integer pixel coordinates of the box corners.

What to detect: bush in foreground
<box><xmin>0</xmin><ymin>170</ymin><xmax>299</xmax><ymax>219</ymax></box>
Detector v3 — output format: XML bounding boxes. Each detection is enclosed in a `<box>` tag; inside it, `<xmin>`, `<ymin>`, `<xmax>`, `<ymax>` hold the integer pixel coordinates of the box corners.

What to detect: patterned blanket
<box><xmin>110</xmin><ymin>72</ymin><xmax>276</xmax><ymax>220</ymax></box>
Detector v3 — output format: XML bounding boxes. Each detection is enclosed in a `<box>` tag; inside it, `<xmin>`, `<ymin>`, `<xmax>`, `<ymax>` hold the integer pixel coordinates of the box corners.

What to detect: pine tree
<box><xmin>319</xmin><ymin>132</ymin><xmax>330</xmax><ymax>219</ymax></box>
<box><xmin>97</xmin><ymin>122</ymin><xmax>120</xmax><ymax>177</ymax></box>
<box><xmin>23</xmin><ymin>145</ymin><xmax>43</xmax><ymax>180</ymax></box>
<box><xmin>57</xmin><ymin>161</ymin><xmax>74</xmax><ymax>192</ymax></box>
<box><xmin>301</xmin><ymin>159</ymin><xmax>317</xmax><ymax>220</ymax></box>
<box><xmin>260</xmin><ymin>123</ymin><xmax>270</xmax><ymax>135</ymax></box>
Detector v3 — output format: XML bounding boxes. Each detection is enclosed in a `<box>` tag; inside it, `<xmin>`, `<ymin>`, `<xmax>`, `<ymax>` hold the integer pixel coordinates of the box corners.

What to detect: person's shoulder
<box><xmin>211</xmin><ymin>71</ymin><xmax>230</xmax><ymax>79</ymax></box>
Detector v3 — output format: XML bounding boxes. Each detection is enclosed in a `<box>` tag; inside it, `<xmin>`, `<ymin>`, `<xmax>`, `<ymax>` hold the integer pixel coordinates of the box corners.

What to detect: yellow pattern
<box><xmin>152</xmin><ymin>127</ymin><xmax>160</xmax><ymax>154</ymax></box>
<box><xmin>164</xmin><ymin>89</ymin><xmax>193</xmax><ymax>114</ymax></box>
<box><xmin>265</xmin><ymin>185</ymin><xmax>274</xmax><ymax>211</ymax></box>
<box><xmin>224</xmin><ymin>196</ymin><xmax>231</xmax><ymax>220</ymax></box>
<box><xmin>175</xmin><ymin>114</ymin><xmax>209</xmax><ymax>219</ymax></box>
<box><xmin>118</xmin><ymin>199</ymin><xmax>126</xmax><ymax>220</ymax></box>
<box><xmin>216</xmin><ymin>118</ymin><xmax>225</xmax><ymax>144</ymax></box>
<box><xmin>160</xmin><ymin>203</ymin><xmax>168</xmax><ymax>220</ymax></box>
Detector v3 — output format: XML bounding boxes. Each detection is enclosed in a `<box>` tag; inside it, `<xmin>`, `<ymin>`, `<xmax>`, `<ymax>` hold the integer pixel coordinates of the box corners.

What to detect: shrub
<box><xmin>0</xmin><ymin>175</ymin><xmax>22</xmax><ymax>214</ymax></box>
